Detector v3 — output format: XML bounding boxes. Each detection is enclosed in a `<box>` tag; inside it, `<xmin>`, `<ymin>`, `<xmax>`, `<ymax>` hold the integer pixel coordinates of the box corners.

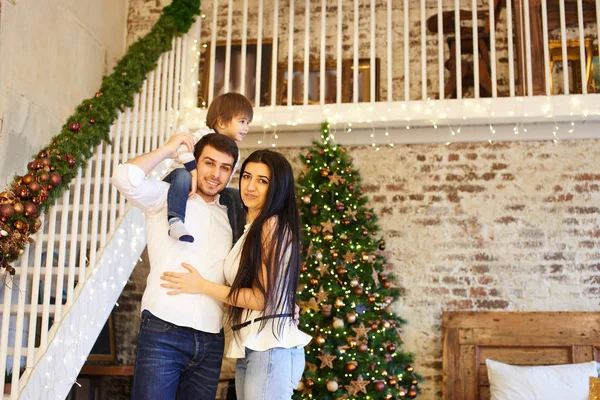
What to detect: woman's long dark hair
<box><xmin>226</xmin><ymin>149</ymin><xmax>301</xmax><ymax>337</ymax></box>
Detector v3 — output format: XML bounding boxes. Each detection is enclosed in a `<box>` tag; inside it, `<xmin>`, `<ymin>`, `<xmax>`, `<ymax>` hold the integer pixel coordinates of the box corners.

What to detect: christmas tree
<box><xmin>294</xmin><ymin>123</ymin><xmax>419</xmax><ymax>399</ymax></box>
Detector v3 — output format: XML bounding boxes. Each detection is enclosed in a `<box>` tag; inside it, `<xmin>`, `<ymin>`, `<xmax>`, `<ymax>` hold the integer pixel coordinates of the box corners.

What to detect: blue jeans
<box><xmin>163</xmin><ymin>168</ymin><xmax>192</xmax><ymax>221</ymax></box>
<box><xmin>131</xmin><ymin>310</ymin><xmax>224</xmax><ymax>400</ymax></box>
<box><xmin>235</xmin><ymin>347</ymin><xmax>305</xmax><ymax>400</ymax></box>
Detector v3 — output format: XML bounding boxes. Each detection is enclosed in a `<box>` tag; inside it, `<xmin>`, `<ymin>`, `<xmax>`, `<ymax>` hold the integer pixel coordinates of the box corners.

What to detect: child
<box><xmin>164</xmin><ymin>92</ymin><xmax>253</xmax><ymax>242</ymax></box>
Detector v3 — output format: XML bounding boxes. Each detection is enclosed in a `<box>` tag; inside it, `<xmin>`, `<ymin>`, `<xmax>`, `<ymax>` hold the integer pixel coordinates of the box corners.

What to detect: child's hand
<box><xmin>165</xmin><ymin>133</ymin><xmax>195</xmax><ymax>159</ymax></box>
<box><xmin>189</xmin><ymin>170</ymin><xmax>198</xmax><ymax>198</ymax></box>
<box><xmin>160</xmin><ymin>263</ymin><xmax>206</xmax><ymax>295</ymax></box>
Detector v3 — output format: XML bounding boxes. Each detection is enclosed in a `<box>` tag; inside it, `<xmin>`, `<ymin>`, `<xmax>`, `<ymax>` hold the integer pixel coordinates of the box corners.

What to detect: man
<box><xmin>112</xmin><ymin>132</ymin><xmax>241</xmax><ymax>399</ymax></box>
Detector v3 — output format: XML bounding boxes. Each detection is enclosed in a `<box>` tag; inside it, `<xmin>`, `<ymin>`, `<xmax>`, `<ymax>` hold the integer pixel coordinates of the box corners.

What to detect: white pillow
<box><xmin>486</xmin><ymin>358</ymin><xmax>598</xmax><ymax>400</ymax></box>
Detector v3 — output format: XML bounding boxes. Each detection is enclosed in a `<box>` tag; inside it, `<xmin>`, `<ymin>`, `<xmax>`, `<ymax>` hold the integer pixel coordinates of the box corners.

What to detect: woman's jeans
<box><xmin>235</xmin><ymin>347</ymin><xmax>305</xmax><ymax>400</ymax></box>
<box><xmin>131</xmin><ymin>310</ymin><xmax>225</xmax><ymax>400</ymax></box>
<box><xmin>163</xmin><ymin>168</ymin><xmax>191</xmax><ymax>222</ymax></box>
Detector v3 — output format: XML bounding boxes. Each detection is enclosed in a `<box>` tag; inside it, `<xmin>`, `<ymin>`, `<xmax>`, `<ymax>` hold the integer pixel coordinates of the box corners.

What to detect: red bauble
<box><xmin>348</xmin><ymin>183</ymin><xmax>355</xmax><ymax>191</ymax></box>
<box><xmin>358</xmin><ymin>343</ymin><xmax>368</xmax><ymax>352</ymax></box>
<box><xmin>374</xmin><ymin>381</ymin><xmax>385</xmax><ymax>392</ymax></box>
<box><xmin>383</xmin><ymin>280</ymin><xmax>391</xmax><ymax>288</ymax></box>
<box><xmin>38</xmin><ymin>173</ymin><xmax>49</xmax><ymax>183</ymax></box>
<box><xmin>24</xmin><ymin>202</ymin><xmax>38</xmax><ymax>217</ymax></box>
<box><xmin>310</xmin><ymin>205</ymin><xmax>319</xmax><ymax>216</ymax></box>
<box><xmin>69</xmin><ymin>121</ymin><xmax>81</xmax><ymax>133</ymax></box>
<box><xmin>89</xmin><ymin>118</ymin><xmax>95</xmax><ymax>124</ymax></box>
<box><xmin>342</xmin><ymin>218</ymin><xmax>350</xmax><ymax>225</ymax></box>
<box><xmin>345</xmin><ymin>361</ymin><xmax>357</xmax><ymax>372</ymax></box>
<box><xmin>0</xmin><ymin>204</ymin><xmax>15</xmax><ymax>219</ymax></box>
<box><xmin>94</xmin><ymin>92</ymin><xmax>103</xmax><ymax>98</ymax></box>
<box><xmin>336</xmin><ymin>202</ymin><xmax>345</xmax><ymax>212</ymax></box>
<box><xmin>13</xmin><ymin>203</ymin><xmax>24</xmax><ymax>214</ymax></box>
<box><xmin>22</xmin><ymin>174</ymin><xmax>35</xmax><ymax>185</ymax></box>
<box><xmin>15</xmin><ymin>187</ymin><xmax>30</xmax><ymax>199</ymax></box>
<box><xmin>28</xmin><ymin>182</ymin><xmax>40</xmax><ymax>193</ymax></box>
<box><xmin>352</xmin><ymin>286</ymin><xmax>364</xmax><ymax>295</ymax></box>
<box><xmin>27</xmin><ymin>161</ymin><xmax>35</xmax><ymax>171</ymax></box>
<box><xmin>407</xmin><ymin>389</ymin><xmax>417</xmax><ymax>398</ymax></box>
<box><xmin>320</xmin><ymin>168</ymin><xmax>330</xmax><ymax>177</ymax></box>
<box><xmin>33</xmin><ymin>160</ymin><xmax>44</xmax><ymax>170</ymax></box>
<box><xmin>387</xmin><ymin>344</ymin><xmax>396</xmax><ymax>353</ymax></box>
<box><xmin>305</xmin><ymin>153</ymin><xmax>313</xmax><ymax>160</ymax></box>
<box><xmin>41</xmin><ymin>158</ymin><xmax>51</xmax><ymax>167</ymax></box>
<box><xmin>64</xmin><ymin>154</ymin><xmax>76</xmax><ymax>168</ymax></box>
<box><xmin>31</xmin><ymin>196</ymin><xmax>43</xmax><ymax>205</ymax></box>
<box><xmin>38</xmin><ymin>151</ymin><xmax>47</xmax><ymax>158</ymax></box>
<box><xmin>50</xmin><ymin>172</ymin><xmax>62</xmax><ymax>187</ymax></box>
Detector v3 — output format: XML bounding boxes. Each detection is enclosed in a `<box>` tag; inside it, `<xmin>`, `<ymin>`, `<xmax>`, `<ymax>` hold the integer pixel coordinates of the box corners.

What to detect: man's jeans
<box><xmin>235</xmin><ymin>347</ymin><xmax>305</xmax><ymax>400</ymax></box>
<box><xmin>131</xmin><ymin>310</ymin><xmax>224</xmax><ymax>400</ymax></box>
<box><xmin>163</xmin><ymin>168</ymin><xmax>191</xmax><ymax>222</ymax></box>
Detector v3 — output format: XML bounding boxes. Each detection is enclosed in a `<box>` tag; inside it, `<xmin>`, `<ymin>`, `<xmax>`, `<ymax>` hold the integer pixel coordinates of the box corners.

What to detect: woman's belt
<box><xmin>231</xmin><ymin>313</ymin><xmax>293</xmax><ymax>331</ymax></box>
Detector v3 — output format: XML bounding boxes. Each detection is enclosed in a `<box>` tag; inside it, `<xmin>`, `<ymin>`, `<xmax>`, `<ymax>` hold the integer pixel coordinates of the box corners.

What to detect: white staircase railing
<box><xmin>0</xmin><ymin>29</ymin><xmax>196</xmax><ymax>399</ymax></box>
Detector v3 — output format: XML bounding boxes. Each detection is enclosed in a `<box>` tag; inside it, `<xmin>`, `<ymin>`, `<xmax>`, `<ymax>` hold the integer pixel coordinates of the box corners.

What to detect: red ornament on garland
<box><xmin>24</xmin><ymin>202</ymin><xmax>38</xmax><ymax>217</ymax></box>
<box><xmin>0</xmin><ymin>204</ymin><xmax>15</xmax><ymax>220</ymax></box>
<box><xmin>69</xmin><ymin>121</ymin><xmax>81</xmax><ymax>133</ymax></box>
<box><xmin>50</xmin><ymin>172</ymin><xmax>62</xmax><ymax>187</ymax></box>
<box><xmin>13</xmin><ymin>203</ymin><xmax>24</xmax><ymax>214</ymax></box>
<box><xmin>38</xmin><ymin>172</ymin><xmax>49</xmax><ymax>183</ymax></box>
<box><xmin>15</xmin><ymin>187</ymin><xmax>30</xmax><ymax>199</ymax></box>
<box><xmin>64</xmin><ymin>154</ymin><xmax>76</xmax><ymax>168</ymax></box>
<box><xmin>22</xmin><ymin>174</ymin><xmax>35</xmax><ymax>185</ymax></box>
<box><xmin>94</xmin><ymin>92</ymin><xmax>103</xmax><ymax>98</ymax></box>
<box><xmin>89</xmin><ymin>118</ymin><xmax>95</xmax><ymax>125</ymax></box>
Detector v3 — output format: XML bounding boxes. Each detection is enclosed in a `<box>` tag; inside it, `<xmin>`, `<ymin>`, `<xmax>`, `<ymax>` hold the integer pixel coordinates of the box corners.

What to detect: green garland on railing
<box><xmin>0</xmin><ymin>0</ymin><xmax>200</xmax><ymax>274</ymax></box>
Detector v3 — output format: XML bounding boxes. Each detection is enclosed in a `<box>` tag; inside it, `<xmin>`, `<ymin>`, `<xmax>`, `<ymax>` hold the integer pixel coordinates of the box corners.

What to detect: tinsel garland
<box><xmin>0</xmin><ymin>0</ymin><xmax>200</xmax><ymax>274</ymax></box>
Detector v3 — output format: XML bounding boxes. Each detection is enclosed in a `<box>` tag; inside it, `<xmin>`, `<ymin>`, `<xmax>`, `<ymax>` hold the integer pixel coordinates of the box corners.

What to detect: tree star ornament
<box><xmin>345</xmin><ymin>207</ymin><xmax>358</xmax><ymax>221</ymax></box>
<box><xmin>328</xmin><ymin>171</ymin><xmax>343</xmax><ymax>185</ymax></box>
<box><xmin>343</xmin><ymin>251</ymin><xmax>356</xmax><ymax>263</ymax></box>
<box><xmin>320</xmin><ymin>218</ymin><xmax>335</xmax><ymax>233</ymax></box>
<box><xmin>317</xmin><ymin>261</ymin><xmax>329</xmax><ymax>277</ymax></box>
<box><xmin>314</xmin><ymin>286</ymin><xmax>329</xmax><ymax>303</ymax></box>
<box><xmin>317</xmin><ymin>353</ymin><xmax>337</xmax><ymax>369</ymax></box>
<box><xmin>351</xmin><ymin>323</ymin><xmax>372</xmax><ymax>339</ymax></box>
<box><xmin>348</xmin><ymin>375</ymin><xmax>369</xmax><ymax>396</ymax></box>
<box><xmin>299</xmin><ymin>297</ymin><xmax>320</xmax><ymax>314</ymax></box>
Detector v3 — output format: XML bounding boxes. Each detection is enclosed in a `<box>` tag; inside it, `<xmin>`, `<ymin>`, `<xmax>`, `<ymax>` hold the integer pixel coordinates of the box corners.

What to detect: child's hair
<box><xmin>206</xmin><ymin>93</ymin><xmax>254</xmax><ymax>130</ymax></box>
<box><xmin>193</xmin><ymin>133</ymin><xmax>239</xmax><ymax>164</ymax></box>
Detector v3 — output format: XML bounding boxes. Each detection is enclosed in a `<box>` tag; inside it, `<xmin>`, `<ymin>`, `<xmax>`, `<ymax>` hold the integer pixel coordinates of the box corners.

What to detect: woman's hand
<box><xmin>160</xmin><ymin>263</ymin><xmax>206</xmax><ymax>295</ymax></box>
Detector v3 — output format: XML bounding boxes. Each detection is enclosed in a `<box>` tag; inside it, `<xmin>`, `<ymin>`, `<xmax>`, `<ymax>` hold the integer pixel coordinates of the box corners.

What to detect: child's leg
<box><xmin>163</xmin><ymin>169</ymin><xmax>194</xmax><ymax>242</ymax></box>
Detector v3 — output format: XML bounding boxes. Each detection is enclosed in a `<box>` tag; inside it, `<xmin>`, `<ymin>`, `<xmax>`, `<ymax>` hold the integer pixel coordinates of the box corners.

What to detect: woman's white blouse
<box><xmin>223</xmin><ymin>223</ymin><xmax>312</xmax><ymax>358</ymax></box>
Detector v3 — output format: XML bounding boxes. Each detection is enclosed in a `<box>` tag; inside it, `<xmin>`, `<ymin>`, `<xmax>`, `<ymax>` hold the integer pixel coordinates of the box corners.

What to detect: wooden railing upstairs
<box><xmin>187</xmin><ymin>0</ymin><xmax>600</xmax><ymax>129</ymax></box>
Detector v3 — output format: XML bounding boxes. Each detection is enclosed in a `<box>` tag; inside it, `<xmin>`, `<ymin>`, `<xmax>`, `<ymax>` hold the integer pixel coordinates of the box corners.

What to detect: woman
<box><xmin>160</xmin><ymin>149</ymin><xmax>311</xmax><ymax>399</ymax></box>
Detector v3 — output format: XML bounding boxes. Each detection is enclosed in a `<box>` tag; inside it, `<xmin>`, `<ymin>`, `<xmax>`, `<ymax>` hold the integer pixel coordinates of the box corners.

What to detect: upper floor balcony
<box><xmin>174</xmin><ymin>0</ymin><xmax>600</xmax><ymax>143</ymax></box>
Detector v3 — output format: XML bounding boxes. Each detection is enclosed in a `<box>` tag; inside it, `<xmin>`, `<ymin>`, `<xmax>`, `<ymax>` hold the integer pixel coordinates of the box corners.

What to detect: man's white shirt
<box><xmin>111</xmin><ymin>163</ymin><xmax>232</xmax><ymax>332</ymax></box>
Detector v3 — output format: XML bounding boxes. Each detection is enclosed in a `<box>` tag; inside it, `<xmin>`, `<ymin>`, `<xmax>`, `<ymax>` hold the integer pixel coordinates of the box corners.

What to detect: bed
<box><xmin>442</xmin><ymin>311</ymin><xmax>600</xmax><ymax>399</ymax></box>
